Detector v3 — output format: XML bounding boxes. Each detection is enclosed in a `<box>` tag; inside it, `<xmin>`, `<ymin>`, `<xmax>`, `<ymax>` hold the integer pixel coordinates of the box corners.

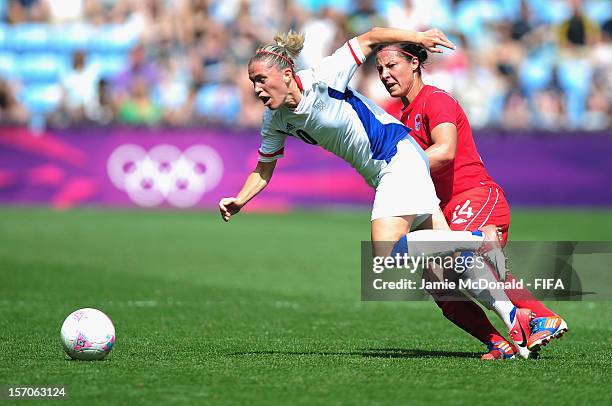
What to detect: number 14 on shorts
<box><xmin>451</xmin><ymin>200</ymin><xmax>474</xmax><ymax>224</ymax></box>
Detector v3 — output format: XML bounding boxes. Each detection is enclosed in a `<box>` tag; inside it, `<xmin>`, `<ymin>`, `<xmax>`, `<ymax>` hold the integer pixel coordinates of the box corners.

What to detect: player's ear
<box><xmin>283</xmin><ymin>68</ymin><xmax>293</xmax><ymax>85</ymax></box>
<box><xmin>412</xmin><ymin>58</ymin><xmax>420</xmax><ymax>73</ymax></box>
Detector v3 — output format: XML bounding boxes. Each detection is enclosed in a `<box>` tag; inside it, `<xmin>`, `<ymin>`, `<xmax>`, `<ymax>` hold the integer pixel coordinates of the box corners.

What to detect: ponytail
<box><xmin>250</xmin><ymin>31</ymin><xmax>305</xmax><ymax>70</ymax></box>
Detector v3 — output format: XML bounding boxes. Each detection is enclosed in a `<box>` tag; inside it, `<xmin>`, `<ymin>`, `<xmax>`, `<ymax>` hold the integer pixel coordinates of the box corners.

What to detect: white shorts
<box><xmin>371</xmin><ymin>137</ymin><xmax>440</xmax><ymax>221</ymax></box>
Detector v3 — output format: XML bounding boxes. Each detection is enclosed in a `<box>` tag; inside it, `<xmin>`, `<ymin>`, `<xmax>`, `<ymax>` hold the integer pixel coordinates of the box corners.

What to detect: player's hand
<box><xmin>219</xmin><ymin>197</ymin><xmax>244</xmax><ymax>222</ymax></box>
<box><xmin>417</xmin><ymin>29</ymin><xmax>455</xmax><ymax>53</ymax></box>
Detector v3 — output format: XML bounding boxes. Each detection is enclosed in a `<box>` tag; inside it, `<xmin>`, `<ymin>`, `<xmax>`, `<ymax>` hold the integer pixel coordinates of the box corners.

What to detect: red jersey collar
<box><xmin>401</xmin><ymin>85</ymin><xmax>432</xmax><ymax>117</ymax></box>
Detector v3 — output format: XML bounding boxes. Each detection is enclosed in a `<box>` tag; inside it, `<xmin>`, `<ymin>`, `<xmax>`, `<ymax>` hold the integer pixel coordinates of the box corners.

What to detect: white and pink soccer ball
<box><xmin>60</xmin><ymin>308</ymin><xmax>115</xmax><ymax>360</ymax></box>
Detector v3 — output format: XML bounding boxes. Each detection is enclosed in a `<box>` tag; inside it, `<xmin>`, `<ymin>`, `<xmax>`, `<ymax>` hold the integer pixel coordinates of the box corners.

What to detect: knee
<box><xmin>480</xmin><ymin>224</ymin><xmax>500</xmax><ymax>242</ymax></box>
<box><xmin>370</xmin><ymin>215</ymin><xmax>414</xmax><ymax>242</ymax></box>
<box><xmin>372</xmin><ymin>228</ymin><xmax>406</xmax><ymax>243</ymax></box>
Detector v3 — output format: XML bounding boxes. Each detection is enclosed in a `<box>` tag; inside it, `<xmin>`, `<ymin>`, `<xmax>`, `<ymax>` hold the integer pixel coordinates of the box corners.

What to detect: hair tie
<box><xmin>256</xmin><ymin>50</ymin><xmax>295</xmax><ymax>67</ymax></box>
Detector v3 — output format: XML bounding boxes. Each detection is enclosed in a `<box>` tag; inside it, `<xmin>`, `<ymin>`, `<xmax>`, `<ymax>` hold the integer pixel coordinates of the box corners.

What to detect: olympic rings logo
<box><xmin>107</xmin><ymin>144</ymin><xmax>223</xmax><ymax>208</ymax></box>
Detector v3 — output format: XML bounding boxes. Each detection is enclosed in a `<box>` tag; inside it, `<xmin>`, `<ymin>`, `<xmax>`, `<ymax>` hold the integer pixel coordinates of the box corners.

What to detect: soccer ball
<box><xmin>60</xmin><ymin>308</ymin><xmax>116</xmax><ymax>360</ymax></box>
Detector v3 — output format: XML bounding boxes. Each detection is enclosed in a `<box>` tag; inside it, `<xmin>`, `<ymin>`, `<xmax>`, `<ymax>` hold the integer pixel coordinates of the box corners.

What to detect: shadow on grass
<box><xmin>229</xmin><ymin>348</ymin><xmax>479</xmax><ymax>359</ymax></box>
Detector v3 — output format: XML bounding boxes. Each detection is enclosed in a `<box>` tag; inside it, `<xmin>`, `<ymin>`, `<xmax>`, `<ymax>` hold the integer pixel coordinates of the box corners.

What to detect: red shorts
<box><xmin>442</xmin><ymin>185</ymin><xmax>510</xmax><ymax>243</ymax></box>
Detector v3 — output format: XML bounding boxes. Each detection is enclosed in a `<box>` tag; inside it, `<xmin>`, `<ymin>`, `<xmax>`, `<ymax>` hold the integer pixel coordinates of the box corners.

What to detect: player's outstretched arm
<box><xmin>357</xmin><ymin>27</ymin><xmax>455</xmax><ymax>58</ymax></box>
<box><xmin>219</xmin><ymin>160</ymin><xmax>277</xmax><ymax>222</ymax></box>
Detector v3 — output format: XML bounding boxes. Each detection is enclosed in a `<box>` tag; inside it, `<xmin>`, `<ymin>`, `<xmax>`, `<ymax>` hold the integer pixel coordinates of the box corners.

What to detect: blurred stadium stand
<box><xmin>0</xmin><ymin>0</ymin><xmax>610</xmax><ymax>132</ymax></box>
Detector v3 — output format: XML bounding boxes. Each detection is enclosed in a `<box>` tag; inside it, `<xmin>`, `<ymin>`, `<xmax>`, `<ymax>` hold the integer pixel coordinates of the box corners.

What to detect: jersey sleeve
<box><xmin>258</xmin><ymin>110</ymin><xmax>287</xmax><ymax>162</ymax></box>
<box><xmin>424</xmin><ymin>91</ymin><xmax>459</xmax><ymax>130</ymax></box>
<box><xmin>312</xmin><ymin>37</ymin><xmax>366</xmax><ymax>93</ymax></box>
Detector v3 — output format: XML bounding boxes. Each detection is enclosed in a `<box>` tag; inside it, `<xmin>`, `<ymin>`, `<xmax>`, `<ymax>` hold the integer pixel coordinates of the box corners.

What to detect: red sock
<box><xmin>435</xmin><ymin>297</ymin><xmax>507</xmax><ymax>345</ymax></box>
<box><xmin>503</xmin><ymin>273</ymin><xmax>556</xmax><ymax>318</ymax></box>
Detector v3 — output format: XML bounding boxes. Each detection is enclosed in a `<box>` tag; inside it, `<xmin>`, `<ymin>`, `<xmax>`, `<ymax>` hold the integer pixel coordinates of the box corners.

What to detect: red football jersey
<box><xmin>400</xmin><ymin>85</ymin><xmax>499</xmax><ymax>208</ymax></box>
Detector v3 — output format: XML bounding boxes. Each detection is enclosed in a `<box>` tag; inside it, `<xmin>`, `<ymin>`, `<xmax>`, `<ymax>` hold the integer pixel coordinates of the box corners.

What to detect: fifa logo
<box><xmin>107</xmin><ymin>144</ymin><xmax>223</xmax><ymax>208</ymax></box>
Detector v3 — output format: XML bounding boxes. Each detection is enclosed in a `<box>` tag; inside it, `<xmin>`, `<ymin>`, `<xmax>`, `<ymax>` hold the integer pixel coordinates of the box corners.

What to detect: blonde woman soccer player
<box><xmin>219</xmin><ymin>27</ymin><xmax>534</xmax><ymax>356</ymax></box>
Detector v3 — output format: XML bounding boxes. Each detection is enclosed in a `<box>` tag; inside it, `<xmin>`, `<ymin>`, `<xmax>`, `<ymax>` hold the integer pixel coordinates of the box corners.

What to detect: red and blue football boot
<box><xmin>481</xmin><ymin>340</ymin><xmax>517</xmax><ymax>360</ymax></box>
<box><xmin>528</xmin><ymin>316</ymin><xmax>568</xmax><ymax>351</ymax></box>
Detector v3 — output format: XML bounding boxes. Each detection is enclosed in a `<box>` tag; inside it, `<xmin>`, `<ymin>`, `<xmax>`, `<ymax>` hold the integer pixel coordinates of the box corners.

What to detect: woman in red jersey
<box><xmin>375</xmin><ymin>43</ymin><xmax>568</xmax><ymax>360</ymax></box>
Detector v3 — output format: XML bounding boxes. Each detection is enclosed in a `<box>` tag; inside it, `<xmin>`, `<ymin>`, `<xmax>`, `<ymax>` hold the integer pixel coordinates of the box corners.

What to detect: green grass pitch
<box><xmin>0</xmin><ymin>207</ymin><xmax>611</xmax><ymax>405</ymax></box>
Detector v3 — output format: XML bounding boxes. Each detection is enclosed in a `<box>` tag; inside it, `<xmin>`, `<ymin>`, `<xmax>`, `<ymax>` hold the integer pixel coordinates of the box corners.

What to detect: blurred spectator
<box><xmin>344</xmin><ymin>0</ymin><xmax>384</xmax><ymax>37</ymax></box>
<box><xmin>592</xmin><ymin>18</ymin><xmax>612</xmax><ymax>89</ymax></box>
<box><xmin>7</xmin><ymin>0</ymin><xmax>49</xmax><ymax>23</ymax></box>
<box><xmin>194</xmin><ymin>63</ymin><xmax>241</xmax><ymax>125</ymax></box>
<box><xmin>182</xmin><ymin>0</ymin><xmax>213</xmax><ymax>48</ymax></box>
<box><xmin>557</xmin><ymin>0</ymin><xmax>600</xmax><ymax>47</ymax></box>
<box><xmin>298</xmin><ymin>7</ymin><xmax>341</xmax><ymax>68</ymax></box>
<box><xmin>44</xmin><ymin>0</ymin><xmax>83</xmax><ymax>23</ymax></box>
<box><xmin>112</xmin><ymin>44</ymin><xmax>159</xmax><ymax>105</ymax></box>
<box><xmin>234</xmin><ymin>70</ymin><xmax>264</xmax><ymax>128</ymax></box>
<box><xmin>383</xmin><ymin>0</ymin><xmax>434</xmax><ymax>31</ymax></box>
<box><xmin>156</xmin><ymin>55</ymin><xmax>192</xmax><ymax>125</ymax></box>
<box><xmin>0</xmin><ymin>78</ymin><xmax>28</xmax><ymax>124</ymax></box>
<box><xmin>210</xmin><ymin>0</ymin><xmax>284</xmax><ymax>35</ymax></box>
<box><xmin>117</xmin><ymin>77</ymin><xmax>162</xmax><ymax>126</ymax></box>
<box><xmin>194</xmin><ymin>22</ymin><xmax>227</xmax><ymax>83</ymax></box>
<box><xmin>82</xmin><ymin>0</ymin><xmax>110</xmax><ymax>26</ymax></box>
<box><xmin>501</xmin><ymin>90</ymin><xmax>530</xmax><ymax>130</ymax></box>
<box><xmin>487</xmin><ymin>22</ymin><xmax>524</xmax><ymax>85</ymax></box>
<box><xmin>533</xmin><ymin>89</ymin><xmax>566</xmax><ymax>130</ymax></box>
<box><xmin>456</xmin><ymin>65</ymin><xmax>505</xmax><ymax>129</ymax></box>
<box><xmin>584</xmin><ymin>74</ymin><xmax>611</xmax><ymax>130</ymax></box>
<box><xmin>59</xmin><ymin>51</ymin><xmax>100</xmax><ymax>123</ymax></box>
<box><xmin>91</xmin><ymin>78</ymin><xmax>114</xmax><ymax>125</ymax></box>
<box><xmin>164</xmin><ymin>81</ymin><xmax>198</xmax><ymax>126</ymax></box>
<box><xmin>511</xmin><ymin>0</ymin><xmax>535</xmax><ymax>41</ymax></box>
<box><xmin>128</xmin><ymin>0</ymin><xmax>169</xmax><ymax>46</ymax></box>
<box><xmin>0</xmin><ymin>0</ymin><xmax>610</xmax><ymax>131</ymax></box>
<box><xmin>421</xmin><ymin>55</ymin><xmax>454</xmax><ymax>96</ymax></box>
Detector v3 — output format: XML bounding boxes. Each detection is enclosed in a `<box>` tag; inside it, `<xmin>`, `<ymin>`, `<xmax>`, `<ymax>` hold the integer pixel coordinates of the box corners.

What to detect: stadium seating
<box><xmin>87</xmin><ymin>24</ymin><xmax>138</xmax><ymax>54</ymax></box>
<box><xmin>0</xmin><ymin>51</ymin><xmax>17</xmax><ymax>78</ymax></box>
<box><xmin>87</xmin><ymin>53</ymin><xmax>129</xmax><ymax>80</ymax></box>
<box><xmin>0</xmin><ymin>0</ymin><xmax>609</xmax><ymax>130</ymax></box>
<box><xmin>19</xmin><ymin>83</ymin><xmax>61</xmax><ymax>114</ymax></box>
<box><xmin>519</xmin><ymin>55</ymin><xmax>554</xmax><ymax>95</ymax></box>
<box><xmin>0</xmin><ymin>21</ymin><xmax>137</xmax><ymax>121</ymax></box>
<box><xmin>11</xmin><ymin>23</ymin><xmax>50</xmax><ymax>51</ymax></box>
<box><xmin>558</xmin><ymin>58</ymin><xmax>593</xmax><ymax>127</ymax></box>
<box><xmin>17</xmin><ymin>52</ymin><xmax>68</xmax><ymax>83</ymax></box>
<box><xmin>47</xmin><ymin>23</ymin><xmax>92</xmax><ymax>54</ymax></box>
<box><xmin>195</xmin><ymin>83</ymin><xmax>241</xmax><ymax>124</ymax></box>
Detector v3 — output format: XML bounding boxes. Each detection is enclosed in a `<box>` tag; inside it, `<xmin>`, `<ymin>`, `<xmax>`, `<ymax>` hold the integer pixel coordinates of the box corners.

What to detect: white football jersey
<box><xmin>258</xmin><ymin>37</ymin><xmax>428</xmax><ymax>188</ymax></box>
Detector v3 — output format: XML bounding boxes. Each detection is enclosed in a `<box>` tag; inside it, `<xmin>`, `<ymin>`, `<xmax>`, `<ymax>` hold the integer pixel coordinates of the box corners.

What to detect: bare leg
<box><xmin>371</xmin><ymin>215</ymin><xmax>416</xmax><ymax>258</ymax></box>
